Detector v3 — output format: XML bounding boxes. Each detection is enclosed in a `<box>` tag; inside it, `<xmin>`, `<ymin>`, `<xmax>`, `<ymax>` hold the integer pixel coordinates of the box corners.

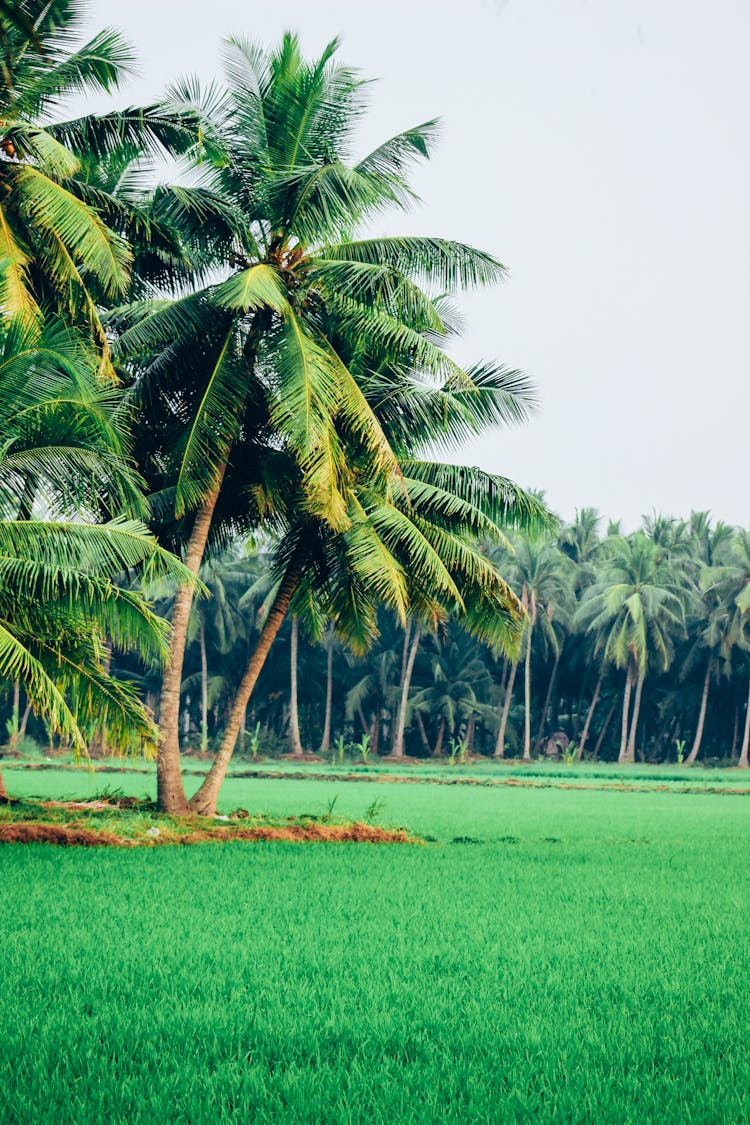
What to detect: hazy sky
<box><xmin>80</xmin><ymin>0</ymin><xmax>750</xmax><ymax>527</ymax></box>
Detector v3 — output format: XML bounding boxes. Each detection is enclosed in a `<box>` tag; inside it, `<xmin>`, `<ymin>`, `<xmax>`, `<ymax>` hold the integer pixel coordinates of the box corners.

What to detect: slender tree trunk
<box><xmin>495</xmin><ymin>661</ymin><xmax>518</xmax><ymax>758</ymax></box>
<box><xmin>371</xmin><ymin>714</ymin><xmax>381</xmax><ymax>756</ymax></box>
<box><xmin>731</xmin><ymin>706</ymin><xmax>739</xmax><ymax>762</ymax></box>
<box><xmin>319</xmin><ymin>637</ymin><xmax>334</xmax><ymax>754</ymax></box>
<box><xmin>578</xmin><ymin>669</ymin><xmax>603</xmax><ymax>756</ymax></box>
<box><xmin>189</xmin><ymin>570</ymin><xmax>298</xmax><ymax>815</ymax></box>
<box><xmin>8</xmin><ymin>679</ymin><xmax>20</xmax><ymax>750</ymax></box>
<box><xmin>522</xmin><ymin>625</ymin><xmax>533</xmax><ymax>761</ymax></box>
<box><xmin>158</xmin><ymin>473</ymin><xmax>224</xmax><ymax>813</ymax></box>
<box><xmin>415</xmin><ymin>710</ymin><xmax>431</xmax><ymax>755</ymax></box>
<box><xmin>686</xmin><ymin>658</ymin><xmax>712</xmax><ymax>764</ymax></box>
<box><xmin>391</xmin><ymin>626</ymin><xmax>421</xmax><ymax>758</ymax></box>
<box><xmin>626</xmin><ymin>672</ymin><xmax>644</xmax><ymax>762</ymax></box>
<box><xmin>434</xmin><ymin>716</ymin><xmax>446</xmax><ymax>757</ymax></box>
<box><xmin>618</xmin><ymin>666</ymin><xmax>634</xmax><ymax>763</ymax></box>
<box><xmin>288</xmin><ymin>617</ymin><xmax>304</xmax><ymax>757</ymax></box>
<box><xmin>199</xmin><ymin>619</ymin><xmax>209</xmax><ymax>754</ymax></box>
<box><xmin>19</xmin><ymin>701</ymin><xmax>31</xmax><ymax>740</ymax></box>
<box><xmin>593</xmin><ymin>702</ymin><xmax>616</xmax><ymax>760</ymax></box>
<box><xmin>739</xmin><ymin>679</ymin><xmax>750</xmax><ymax>769</ymax></box>
<box><xmin>535</xmin><ymin>649</ymin><xmax>561</xmax><ymax>751</ymax></box>
<box><xmin>466</xmin><ymin>713</ymin><xmax>476</xmax><ymax>754</ymax></box>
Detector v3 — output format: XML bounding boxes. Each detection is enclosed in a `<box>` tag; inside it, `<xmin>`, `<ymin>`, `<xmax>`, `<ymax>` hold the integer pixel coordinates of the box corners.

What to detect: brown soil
<box><xmin>179</xmin><ymin>822</ymin><xmax>415</xmax><ymax>845</ymax></box>
<box><xmin>0</xmin><ymin>823</ymin><xmax>128</xmax><ymax>847</ymax></box>
<box><xmin>0</xmin><ymin>817</ymin><xmax>417</xmax><ymax>848</ymax></box>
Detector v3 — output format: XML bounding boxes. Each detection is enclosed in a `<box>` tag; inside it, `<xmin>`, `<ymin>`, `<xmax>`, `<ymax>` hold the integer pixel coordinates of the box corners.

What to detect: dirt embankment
<box><xmin>0</xmin><ymin>817</ymin><xmax>418</xmax><ymax>848</ymax></box>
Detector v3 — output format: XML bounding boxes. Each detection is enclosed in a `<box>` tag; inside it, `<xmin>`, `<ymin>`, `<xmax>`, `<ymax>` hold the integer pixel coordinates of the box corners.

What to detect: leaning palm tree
<box><xmin>0</xmin><ymin>316</ymin><xmax>196</xmax><ymax>799</ymax></box>
<box><xmin>115</xmin><ymin>33</ymin><xmax>545</xmax><ymax>812</ymax></box>
<box><xmin>0</xmin><ymin>0</ymin><xmax>196</xmax><ymax>358</ymax></box>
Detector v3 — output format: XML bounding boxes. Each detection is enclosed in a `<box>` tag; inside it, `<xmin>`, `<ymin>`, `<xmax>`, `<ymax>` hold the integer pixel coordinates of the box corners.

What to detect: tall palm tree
<box><xmin>489</xmin><ymin>537</ymin><xmax>573</xmax><ymax>760</ymax></box>
<box><xmin>117</xmin><ymin>33</ymin><xmax>544</xmax><ymax>812</ymax></box>
<box><xmin>576</xmin><ymin>533</ymin><xmax>685</xmax><ymax>762</ymax></box>
<box><xmin>700</xmin><ymin>529</ymin><xmax>750</xmax><ymax>767</ymax></box>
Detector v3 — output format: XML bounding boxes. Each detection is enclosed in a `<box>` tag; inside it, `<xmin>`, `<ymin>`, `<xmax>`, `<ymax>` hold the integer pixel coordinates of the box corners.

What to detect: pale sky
<box><xmin>79</xmin><ymin>0</ymin><xmax>750</xmax><ymax>528</ymax></box>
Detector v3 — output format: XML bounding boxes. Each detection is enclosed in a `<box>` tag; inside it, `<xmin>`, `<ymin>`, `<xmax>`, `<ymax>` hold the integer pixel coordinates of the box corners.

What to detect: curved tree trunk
<box><xmin>288</xmin><ymin>617</ymin><xmax>304</xmax><ymax>757</ymax></box>
<box><xmin>415</xmin><ymin>710</ymin><xmax>431</xmax><ymax>755</ymax></box>
<box><xmin>618</xmin><ymin>666</ymin><xmax>634</xmax><ymax>763</ymax></box>
<box><xmin>686</xmin><ymin>658</ymin><xmax>712</xmax><ymax>764</ymax></box>
<box><xmin>434</xmin><ymin>715</ymin><xmax>446</xmax><ymax>757</ymax></box>
<box><xmin>189</xmin><ymin>570</ymin><xmax>298</xmax><ymax>815</ymax></box>
<box><xmin>319</xmin><ymin>637</ymin><xmax>334</xmax><ymax>754</ymax></box>
<box><xmin>19</xmin><ymin>700</ymin><xmax>31</xmax><ymax>740</ymax></box>
<box><xmin>391</xmin><ymin>625</ymin><xmax>421</xmax><ymax>758</ymax></box>
<box><xmin>522</xmin><ymin>625</ymin><xmax>533</xmax><ymax>761</ymax></box>
<box><xmin>739</xmin><ymin>678</ymin><xmax>750</xmax><ymax>769</ymax></box>
<box><xmin>199</xmin><ymin>619</ymin><xmax>209</xmax><ymax>754</ymax></box>
<box><xmin>578</xmin><ymin>668</ymin><xmax>603</xmax><ymax>756</ymax></box>
<box><xmin>626</xmin><ymin>672</ymin><xmax>644</xmax><ymax>762</ymax></box>
<box><xmin>494</xmin><ymin>661</ymin><xmax>518</xmax><ymax>758</ymax></box>
<box><xmin>158</xmin><ymin>473</ymin><xmax>224</xmax><ymax>814</ymax></box>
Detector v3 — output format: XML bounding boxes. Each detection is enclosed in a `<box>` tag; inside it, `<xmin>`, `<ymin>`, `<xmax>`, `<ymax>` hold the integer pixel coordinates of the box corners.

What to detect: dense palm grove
<box><xmin>101</xmin><ymin>510</ymin><xmax>750</xmax><ymax>769</ymax></box>
<box><xmin>2</xmin><ymin>3</ymin><xmax>749</xmax><ymax>815</ymax></box>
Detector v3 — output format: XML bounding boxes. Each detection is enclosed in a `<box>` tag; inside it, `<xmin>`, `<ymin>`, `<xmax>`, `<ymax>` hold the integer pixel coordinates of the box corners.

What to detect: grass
<box><xmin>1</xmin><ymin>763</ymin><xmax>749</xmax><ymax>1122</ymax></box>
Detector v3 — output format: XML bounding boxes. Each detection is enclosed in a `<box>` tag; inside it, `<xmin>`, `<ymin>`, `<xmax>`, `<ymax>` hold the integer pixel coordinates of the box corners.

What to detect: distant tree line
<box><xmin>91</xmin><ymin>509</ymin><xmax>749</xmax><ymax>768</ymax></box>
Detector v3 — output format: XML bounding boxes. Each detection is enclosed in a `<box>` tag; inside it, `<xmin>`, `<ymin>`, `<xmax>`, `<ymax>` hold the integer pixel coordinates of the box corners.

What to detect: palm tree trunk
<box><xmin>288</xmin><ymin>617</ymin><xmax>304</xmax><ymax>757</ymax></box>
<box><xmin>495</xmin><ymin>661</ymin><xmax>518</xmax><ymax>758</ymax></box>
<box><xmin>593</xmin><ymin>702</ymin><xmax>616</xmax><ymax>760</ymax></box>
<box><xmin>189</xmin><ymin>569</ymin><xmax>298</xmax><ymax>815</ymax></box>
<box><xmin>19</xmin><ymin>700</ymin><xmax>30</xmax><ymax>740</ymax></box>
<box><xmin>158</xmin><ymin>471</ymin><xmax>225</xmax><ymax>813</ymax></box>
<box><xmin>619</xmin><ymin>666</ymin><xmax>634</xmax><ymax>763</ymax></box>
<box><xmin>731</xmin><ymin>706</ymin><xmax>739</xmax><ymax>762</ymax></box>
<box><xmin>8</xmin><ymin>679</ymin><xmax>19</xmax><ymax>750</ymax></box>
<box><xmin>319</xmin><ymin>637</ymin><xmax>334</xmax><ymax>754</ymax></box>
<box><xmin>578</xmin><ymin>668</ymin><xmax>603</xmax><ymax>756</ymax></box>
<box><xmin>415</xmin><ymin>710</ymin><xmax>431</xmax><ymax>755</ymax></box>
<box><xmin>370</xmin><ymin>714</ymin><xmax>381</xmax><ymax>756</ymax></box>
<box><xmin>522</xmin><ymin>626</ymin><xmax>533</xmax><ymax>761</ymax></box>
<box><xmin>391</xmin><ymin>626</ymin><xmax>421</xmax><ymax>758</ymax></box>
<box><xmin>626</xmin><ymin>672</ymin><xmax>644</xmax><ymax>762</ymax></box>
<box><xmin>535</xmin><ymin>649</ymin><xmax>561</xmax><ymax>751</ymax></box>
<box><xmin>199</xmin><ymin>619</ymin><xmax>209</xmax><ymax>754</ymax></box>
<box><xmin>686</xmin><ymin>658</ymin><xmax>712</xmax><ymax>764</ymax></box>
<box><xmin>434</xmin><ymin>715</ymin><xmax>446</xmax><ymax>757</ymax></box>
<box><xmin>466</xmin><ymin>712</ymin><xmax>476</xmax><ymax>754</ymax></box>
<box><xmin>739</xmin><ymin>678</ymin><xmax>750</xmax><ymax>769</ymax></box>
<box><xmin>239</xmin><ymin>705</ymin><xmax>247</xmax><ymax>755</ymax></box>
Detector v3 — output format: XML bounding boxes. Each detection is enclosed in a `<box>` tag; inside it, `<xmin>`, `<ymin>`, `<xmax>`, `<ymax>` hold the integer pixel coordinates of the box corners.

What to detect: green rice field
<box><xmin>2</xmin><ymin>762</ymin><xmax>749</xmax><ymax>1123</ymax></box>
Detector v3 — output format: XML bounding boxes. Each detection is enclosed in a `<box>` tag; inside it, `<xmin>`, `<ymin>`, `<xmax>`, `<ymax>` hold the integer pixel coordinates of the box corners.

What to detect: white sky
<box><xmin>81</xmin><ymin>0</ymin><xmax>750</xmax><ymax>528</ymax></box>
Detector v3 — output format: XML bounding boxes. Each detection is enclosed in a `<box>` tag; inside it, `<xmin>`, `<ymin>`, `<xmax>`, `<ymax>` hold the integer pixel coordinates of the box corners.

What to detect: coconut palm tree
<box><xmin>700</xmin><ymin>529</ymin><xmax>750</xmax><ymax>767</ymax></box>
<box><xmin>576</xmin><ymin>533</ymin><xmax>686</xmax><ymax>763</ymax></box>
<box><xmin>115</xmin><ymin>33</ymin><xmax>544</xmax><ymax>812</ymax></box>
<box><xmin>488</xmin><ymin>536</ymin><xmax>573</xmax><ymax>760</ymax></box>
